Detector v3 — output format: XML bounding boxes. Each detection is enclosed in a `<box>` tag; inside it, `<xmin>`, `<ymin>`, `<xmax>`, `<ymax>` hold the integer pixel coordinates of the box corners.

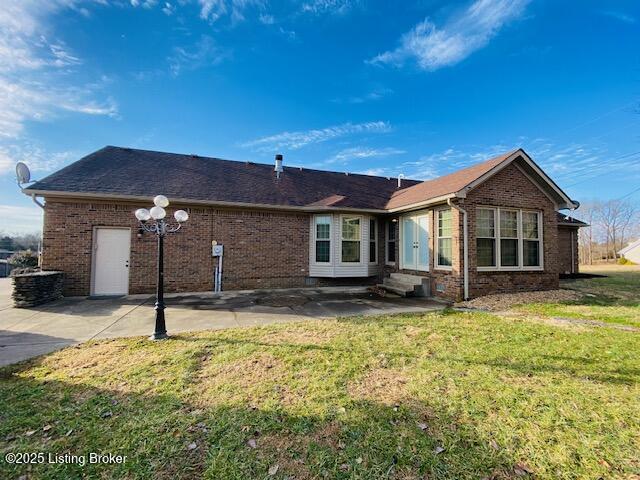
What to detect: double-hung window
<box><xmin>436</xmin><ymin>209</ymin><xmax>453</xmax><ymax>268</ymax></box>
<box><xmin>476</xmin><ymin>207</ymin><xmax>542</xmax><ymax>270</ymax></box>
<box><xmin>499</xmin><ymin>210</ymin><xmax>519</xmax><ymax>267</ymax></box>
<box><xmin>314</xmin><ymin>215</ymin><xmax>331</xmax><ymax>263</ymax></box>
<box><xmin>369</xmin><ymin>219</ymin><xmax>377</xmax><ymax>263</ymax></box>
<box><xmin>523</xmin><ymin>211</ymin><xmax>541</xmax><ymax>267</ymax></box>
<box><xmin>341</xmin><ymin>216</ymin><xmax>361</xmax><ymax>263</ymax></box>
<box><xmin>476</xmin><ymin>208</ymin><xmax>496</xmax><ymax>267</ymax></box>
<box><xmin>386</xmin><ymin>221</ymin><xmax>396</xmax><ymax>264</ymax></box>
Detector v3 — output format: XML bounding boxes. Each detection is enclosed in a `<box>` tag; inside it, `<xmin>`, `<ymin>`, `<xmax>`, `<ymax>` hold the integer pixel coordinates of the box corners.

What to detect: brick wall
<box><xmin>558</xmin><ymin>226</ymin><xmax>579</xmax><ymax>274</ymax></box>
<box><xmin>42</xmin><ymin>199</ymin><xmax>311</xmax><ymax>296</ymax></box>
<box><xmin>462</xmin><ymin>163</ymin><xmax>560</xmax><ymax>297</ymax></box>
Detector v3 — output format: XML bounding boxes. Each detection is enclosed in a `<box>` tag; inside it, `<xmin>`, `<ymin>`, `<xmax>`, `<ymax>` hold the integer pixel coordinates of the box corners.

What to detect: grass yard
<box><xmin>1</xmin><ymin>300</ymin><xmax>639</xmax><ymax>479</ymax></box>
<box><xmin>517</xmin><ymin>264</ymin><xmax>640</xmax><ymax>328</ymax></box>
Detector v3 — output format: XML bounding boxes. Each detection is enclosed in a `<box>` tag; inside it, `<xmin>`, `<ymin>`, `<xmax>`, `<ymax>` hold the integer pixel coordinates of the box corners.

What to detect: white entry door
<box><xmin>401</xmin><ymin>214</ymin><xmax>429</xmax><ymax>271</ymax></box>
<box><xmin>92</xmin><ymin>228</ymin><xmax>131</xmax><ymax>296</ymax></box>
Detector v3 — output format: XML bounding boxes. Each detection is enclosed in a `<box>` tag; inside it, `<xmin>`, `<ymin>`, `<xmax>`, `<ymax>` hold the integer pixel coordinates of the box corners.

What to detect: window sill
<box><xmin>434</xmin><ymin>266</ymin><xmax>453</xmax><ymax>271</ymax></box>
<box><xmin>477</xmin><ymin>267</ymin><xmax>544</xmax><ymax>272</ymax></box>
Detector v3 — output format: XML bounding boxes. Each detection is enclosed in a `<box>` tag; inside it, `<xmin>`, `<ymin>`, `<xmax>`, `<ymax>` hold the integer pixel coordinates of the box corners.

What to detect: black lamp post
<box><xmin>135</xmin><ymin>195</ymin><xmax>189</xmax><ymax>340</ymax></box>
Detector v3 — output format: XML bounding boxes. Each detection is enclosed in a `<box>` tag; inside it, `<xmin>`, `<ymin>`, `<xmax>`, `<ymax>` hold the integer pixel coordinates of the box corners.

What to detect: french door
<box><xmin>401</xmin><ymin>214</ymin><xmax>429</xmax><ymax>271</ymax></box>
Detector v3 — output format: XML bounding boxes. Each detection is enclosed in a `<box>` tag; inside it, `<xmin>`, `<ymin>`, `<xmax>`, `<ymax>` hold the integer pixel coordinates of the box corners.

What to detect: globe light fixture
<box><xmin>135</xmin><ymin>208</ymin><xmax>151</xmax><ymax>221</ymax></box>
<box><xmin>150</xmin><ymin>206</ymin><xmax>166</xmax><ymax>220</ymax></box>
<box><xmin>154</xmin><ymin>195</ymin><xmax>169</xmax><ymax>208</ymax></box>
<box><xmin>133</xmin><ymin>196</ymin><xmax>189</xmax><ymax>340</ymax></box>
<box><xmin>174</xmin><ymin>210</ymin><xmax>189</xmax><ymax>223</ymax></box>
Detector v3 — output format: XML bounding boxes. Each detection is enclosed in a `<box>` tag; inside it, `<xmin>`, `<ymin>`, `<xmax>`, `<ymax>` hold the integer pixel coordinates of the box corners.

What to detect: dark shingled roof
<box><xmin>26</xmin><ymin>146</ymin><xmax>576</xmax><ymax>213</ymax></box>
<box><xmin>27</xmin><ymin>146</ymin><xmax>421</xmax><ymax>210</ymax></box>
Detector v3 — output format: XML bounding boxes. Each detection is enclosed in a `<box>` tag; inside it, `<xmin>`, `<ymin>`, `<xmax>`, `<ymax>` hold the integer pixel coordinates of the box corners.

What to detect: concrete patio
<box><xmin>0</xmin><ymin>278</ymin><xmax>445</xmax><ymax>366</ymax></box>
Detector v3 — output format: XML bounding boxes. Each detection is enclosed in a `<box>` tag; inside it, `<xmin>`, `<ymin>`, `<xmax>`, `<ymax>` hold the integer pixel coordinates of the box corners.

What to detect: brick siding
<box><xmin>557</xmin><ymin>226</ymin><xmax>579</xmax><ymax>274</ymax></box>
<box><xmin>42</xmin><ymin>200</ymin><xmax>312</xmax><ymax>296</ymax></box>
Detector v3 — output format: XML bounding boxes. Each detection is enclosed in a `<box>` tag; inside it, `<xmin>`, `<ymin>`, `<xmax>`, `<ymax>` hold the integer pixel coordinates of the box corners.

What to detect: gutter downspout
<box><xmin>30</xmin><ymin>194</ymin><xmax>45</xmax><ymax>209</ymax></box>
<box><xmin>448</xmin><ymin>198</ymin><xmax>469</xmax><ymax>300</ymax></box>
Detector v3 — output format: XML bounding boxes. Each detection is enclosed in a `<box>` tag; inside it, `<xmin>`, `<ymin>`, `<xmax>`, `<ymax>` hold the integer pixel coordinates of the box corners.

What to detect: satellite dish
<box><xmin>15</xmin><ymin>162</ymin><xmax>31</xmax><ymax>185</ymax></box>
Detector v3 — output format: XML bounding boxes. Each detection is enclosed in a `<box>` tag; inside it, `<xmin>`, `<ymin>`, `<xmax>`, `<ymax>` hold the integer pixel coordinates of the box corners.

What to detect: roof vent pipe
<box><xmin>397</xmin><ymin>174</ymin><xmax>405</xmax><ymax>189</ymax></box>
<box><xmin>274</xmin><ymin>154</ymin><xmax>284</xmax><ymax>179</ymax></box>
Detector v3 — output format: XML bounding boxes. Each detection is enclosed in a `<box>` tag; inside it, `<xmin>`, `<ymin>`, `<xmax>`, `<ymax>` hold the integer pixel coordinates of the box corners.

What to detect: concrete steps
<box><xmin>377</xmin><ymin>273</ymin><xmax>430</xmax><ymax>297</ymax></box>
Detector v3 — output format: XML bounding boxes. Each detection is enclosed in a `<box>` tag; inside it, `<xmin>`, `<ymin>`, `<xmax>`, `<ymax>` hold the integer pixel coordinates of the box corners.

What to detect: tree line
<box><xmin>576</xmin><ymin>199</ymin><xmax>639</xmax><ymax>264</ymax></box>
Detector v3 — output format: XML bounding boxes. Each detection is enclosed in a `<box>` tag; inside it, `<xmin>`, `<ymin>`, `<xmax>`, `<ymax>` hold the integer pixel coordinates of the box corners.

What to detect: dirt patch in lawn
<box><xmin>348</xmin><ymin>367</ymin><xmax>409</xmax><ymax>405</ymax></box>
<box><xmin>454</xmin><ymin>289</ymin><xmax>582</xmax><ymax>311</ymax></box>
<box><xmin>196</xmin><ymin>353</ymin><xmax>306</xmax><ymax>406</ymax></box>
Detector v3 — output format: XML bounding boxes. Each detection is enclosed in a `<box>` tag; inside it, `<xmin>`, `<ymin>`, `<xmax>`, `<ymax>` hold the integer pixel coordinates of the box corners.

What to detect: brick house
<box><xmin>23</xmin><ymin>146</ymin><xmax>585</xmax><ymax>301</ymax></box>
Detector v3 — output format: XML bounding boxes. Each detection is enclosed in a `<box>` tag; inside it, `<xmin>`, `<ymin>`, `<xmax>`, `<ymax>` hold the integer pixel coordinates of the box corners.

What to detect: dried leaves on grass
<box><xmin>454</xmin><ymin>289</ymin><xmax>582</xmax><ymax>312</ymax></box>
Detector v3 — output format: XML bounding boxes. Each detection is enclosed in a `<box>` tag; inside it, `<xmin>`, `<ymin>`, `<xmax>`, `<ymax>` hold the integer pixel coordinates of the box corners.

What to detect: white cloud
<box><xmin>168</xmin><ymin>35</ymin><xmax>229</xmax><ymax>75</ymax></box>
<box><xmin>0</xmin><ymin>1</ymin><xmax>118</xmax><ymax>142</ymax></box>
<box><xmin>0</xmin><ymin>204</ymin><xmax>44</xmax><ymax>235</ymax></box>
<box><xmin>198</xmin><ymin>0</ymin><xmax>266</xmax><ymax>23</ymax></box>
<box><xmin>301</xmin><ymin>0</ymin><xmax>354</xmax><ymax>15</ymax></box>
<box><xmin>600</xmin><ymin>10</ymin><xmax>636</xmax><ymax>24</ymax></box>
<box><xmin>241</xmin><ymin>121</ymin><xmax>392</xmax><ymax>152</ymax></box>
<box><xmin>333</xmin><ymin>87</ymin><xmax>394</xmax><ymax>104</ymax></box>
<box><xmin>369</xmin><ymin>0</ymin><xmax>530</xmax><ymax>70</ymax></box>
<box><xmin>327</xmin><ymin>146</ymin><xmax>406</xmax><ymax>164</ymax></box>
<box><xmin>259</xmin><ymin>13</ymin><xmax>274</xmax><ymax>24</ymax></box>
<box><xmin>0</xmin><ymin>143</ymin><xmax>79</xmax><ymax>176</ymax></box>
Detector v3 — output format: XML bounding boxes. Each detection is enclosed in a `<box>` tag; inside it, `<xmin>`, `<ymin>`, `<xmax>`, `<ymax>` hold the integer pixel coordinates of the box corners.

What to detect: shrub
<box><xmin>617</xmin><ymin>257</ymin><xmax>637</xmax><ymax>265</ymax></box>
<box><xmin>8</xmin><ymin>250</ymin><xmax>39</xmax><ymax>269</ymax></box>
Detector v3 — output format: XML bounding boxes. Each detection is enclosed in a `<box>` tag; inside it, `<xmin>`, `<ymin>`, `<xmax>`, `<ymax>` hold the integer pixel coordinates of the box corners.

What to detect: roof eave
<box><xmin>22</xmin><ymin>189</ymin><xmax>389</xmax><ymax>214</ymax></box>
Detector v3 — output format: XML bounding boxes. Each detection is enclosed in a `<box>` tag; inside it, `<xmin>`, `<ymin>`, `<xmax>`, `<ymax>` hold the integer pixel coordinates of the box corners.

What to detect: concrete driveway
<box><xmin>0</xmin><ymin>279</ymin><xmax>444</xmax><ymax>366</ymax></box>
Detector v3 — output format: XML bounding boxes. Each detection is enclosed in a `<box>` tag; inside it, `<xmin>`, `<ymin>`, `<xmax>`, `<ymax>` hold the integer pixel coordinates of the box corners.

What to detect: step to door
<box><xmin>389</xmin><ymin>273</ymin><xmax>428</xmax><ymax>285</ymax></box>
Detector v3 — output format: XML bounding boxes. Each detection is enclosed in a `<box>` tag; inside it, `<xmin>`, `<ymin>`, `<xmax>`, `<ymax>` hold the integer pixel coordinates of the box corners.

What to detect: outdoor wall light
<box><xmin>134</xmin><ymin>195</ymin><xmax>189</xmax><ymax>340</ymax></box>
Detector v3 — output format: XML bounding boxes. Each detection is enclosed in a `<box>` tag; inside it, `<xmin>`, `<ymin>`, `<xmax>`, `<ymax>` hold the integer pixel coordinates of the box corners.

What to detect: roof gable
<box><xmin>386</xmin><ymin>149</ymin><xmax>576</xmax><ymax>211</ymax></box>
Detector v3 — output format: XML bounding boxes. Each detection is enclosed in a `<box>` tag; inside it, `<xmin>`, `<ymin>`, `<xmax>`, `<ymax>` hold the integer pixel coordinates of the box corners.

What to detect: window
<box><xmin>386</xmin><ymin>221</ymin><xmax>396</xmax><ymax>264</ymax></box>
<box><xmin>499</xmin><ymin>210</ymin><xmax>518</xmax><ymax>267</ymax></box>
<box><xmin>436</xmin><ymin>209</ymin><xmax>453</xmax><ymax>267</ymax></box>
<box><xmin>523</xmin><ymin>211</ymin><xmax>541</xmax><ymax>267</ymax></box>
<box><xmin>476</xmin><ymin>207</ymin><xmax>543</xmax><ymax>270</ymax></box>
<box><xmin>369</xmin><ymin>219</ymin><xmax>377</xmax><ymax>263</ymax></box>
<box><xmin>314</xmin><ymin>215</ymin><xmax>331</xmax><ymax>263</ymax></box>
<box><xmin>341</xmin><ymin>216</ymin><xmax>361</xmax><ymax>263</ymax></box>
<box><xmin>476</xmin><ymin>208</ymin><xmax>496</xmax><ymax>267</ymax></box>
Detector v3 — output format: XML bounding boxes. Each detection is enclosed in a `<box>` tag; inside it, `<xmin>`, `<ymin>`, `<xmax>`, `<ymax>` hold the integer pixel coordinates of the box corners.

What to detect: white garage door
<box><xmin>92</xmin><ymin>228</ymin><xmax>131</xmax><ymax>296</ymax></box>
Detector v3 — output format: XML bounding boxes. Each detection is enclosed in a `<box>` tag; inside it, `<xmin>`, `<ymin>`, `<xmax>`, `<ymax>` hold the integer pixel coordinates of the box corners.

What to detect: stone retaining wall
<box><xmin>12</xmin><ymin>271</ymin><xmax>64</xmax><ymax>308</ymax></box>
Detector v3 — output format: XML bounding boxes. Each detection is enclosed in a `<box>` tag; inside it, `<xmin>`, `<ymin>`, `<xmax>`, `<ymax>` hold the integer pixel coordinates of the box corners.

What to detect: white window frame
<box><xmin>339</xmin><ymin>215</ymin><xmax>363</xmax><ymax>265</ymax></box>
<box><xmin>522</xmin><ymin>210</ymin><xmax>543</xmax><ymax>268</ymax></box>
<box><xmin>312</xmin><ymin>214</ymin><xmax>332</xmax><ymax>265</ymax></box>
<box><xmin>385</xmin><ymin>220</ymin><xmax>396</xmax><ymax>265</ymax></box>
<box><xmin>476</xmin><ymin>207</ymin><xmax>497</xmax><ymax>268</ymax></box>
<box><xmin>476</xmin><ymin>207</ymin><xmax>544</xmax><ymax>272</ymax></box>
<box><xmin>435</xmin><ymin>208</ymin><xmax>453</xmax><ymax>270</ymax></box>
<box><xmin>369</xmin><ymin>218</ymin><xmax>377</xmax><ymax>264</ymax></box>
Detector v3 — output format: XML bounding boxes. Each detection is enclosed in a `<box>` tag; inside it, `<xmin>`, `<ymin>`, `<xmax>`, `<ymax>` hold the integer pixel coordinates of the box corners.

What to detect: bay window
<box><xmin>341</xmin><ymin>216</ymin><xmax>361</xmax><ymax>263</ymax></box>
<box><xmin>436</xmin><ymin>209</ymin><xmax>453</xmax><ymax>268</ymax></box>
<box><xmin>476</xmin><ymin>207</ymin><xmax>543</xmax><ymax>270</ymax></box>
<box><xmin>314</xmin><ymin>215</ymin><xmax>331</xmax><ymax>263</ymax></box>
<box><xmin>369</xmin><ymin>219</ymin><xmax>377</xmax><ymax>263</ymax></box>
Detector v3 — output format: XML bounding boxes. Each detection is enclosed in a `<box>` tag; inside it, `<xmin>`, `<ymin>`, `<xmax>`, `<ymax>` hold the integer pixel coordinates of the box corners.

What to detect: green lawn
<box><xmin>1</xmin><ymin>308</ymin><xmax>639</xmax><ymax>479</ymax></box>
<box><xmin>517</xmin><ymin>265</ymin><xmax>640</xmax><ymax>328</ymax></box>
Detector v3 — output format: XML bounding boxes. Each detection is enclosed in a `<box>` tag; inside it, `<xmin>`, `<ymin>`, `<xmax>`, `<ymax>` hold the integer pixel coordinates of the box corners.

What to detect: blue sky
<box><xmin>1</xmin><ymin>0</ymin><xmax>639</xmax><ymax>233</ymax></box>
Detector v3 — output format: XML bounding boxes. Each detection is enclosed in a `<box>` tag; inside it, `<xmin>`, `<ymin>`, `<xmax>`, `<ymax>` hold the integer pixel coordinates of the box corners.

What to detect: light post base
<box><xmin>149</xmin><ymin>332</ymin><xmax>169</xmax><ymax>341</ymax></box>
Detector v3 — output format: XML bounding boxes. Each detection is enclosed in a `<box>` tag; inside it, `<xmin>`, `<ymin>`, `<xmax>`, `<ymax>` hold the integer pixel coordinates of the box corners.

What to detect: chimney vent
<box><xmin>274</xmin><ymin>154</ymin><xmax>284</xmax><ymax>179</ymax></box>
<box><xmin>397</xmin><ymin>174</ymin><xmax>405</xmax><ymax>188</ymax></box>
